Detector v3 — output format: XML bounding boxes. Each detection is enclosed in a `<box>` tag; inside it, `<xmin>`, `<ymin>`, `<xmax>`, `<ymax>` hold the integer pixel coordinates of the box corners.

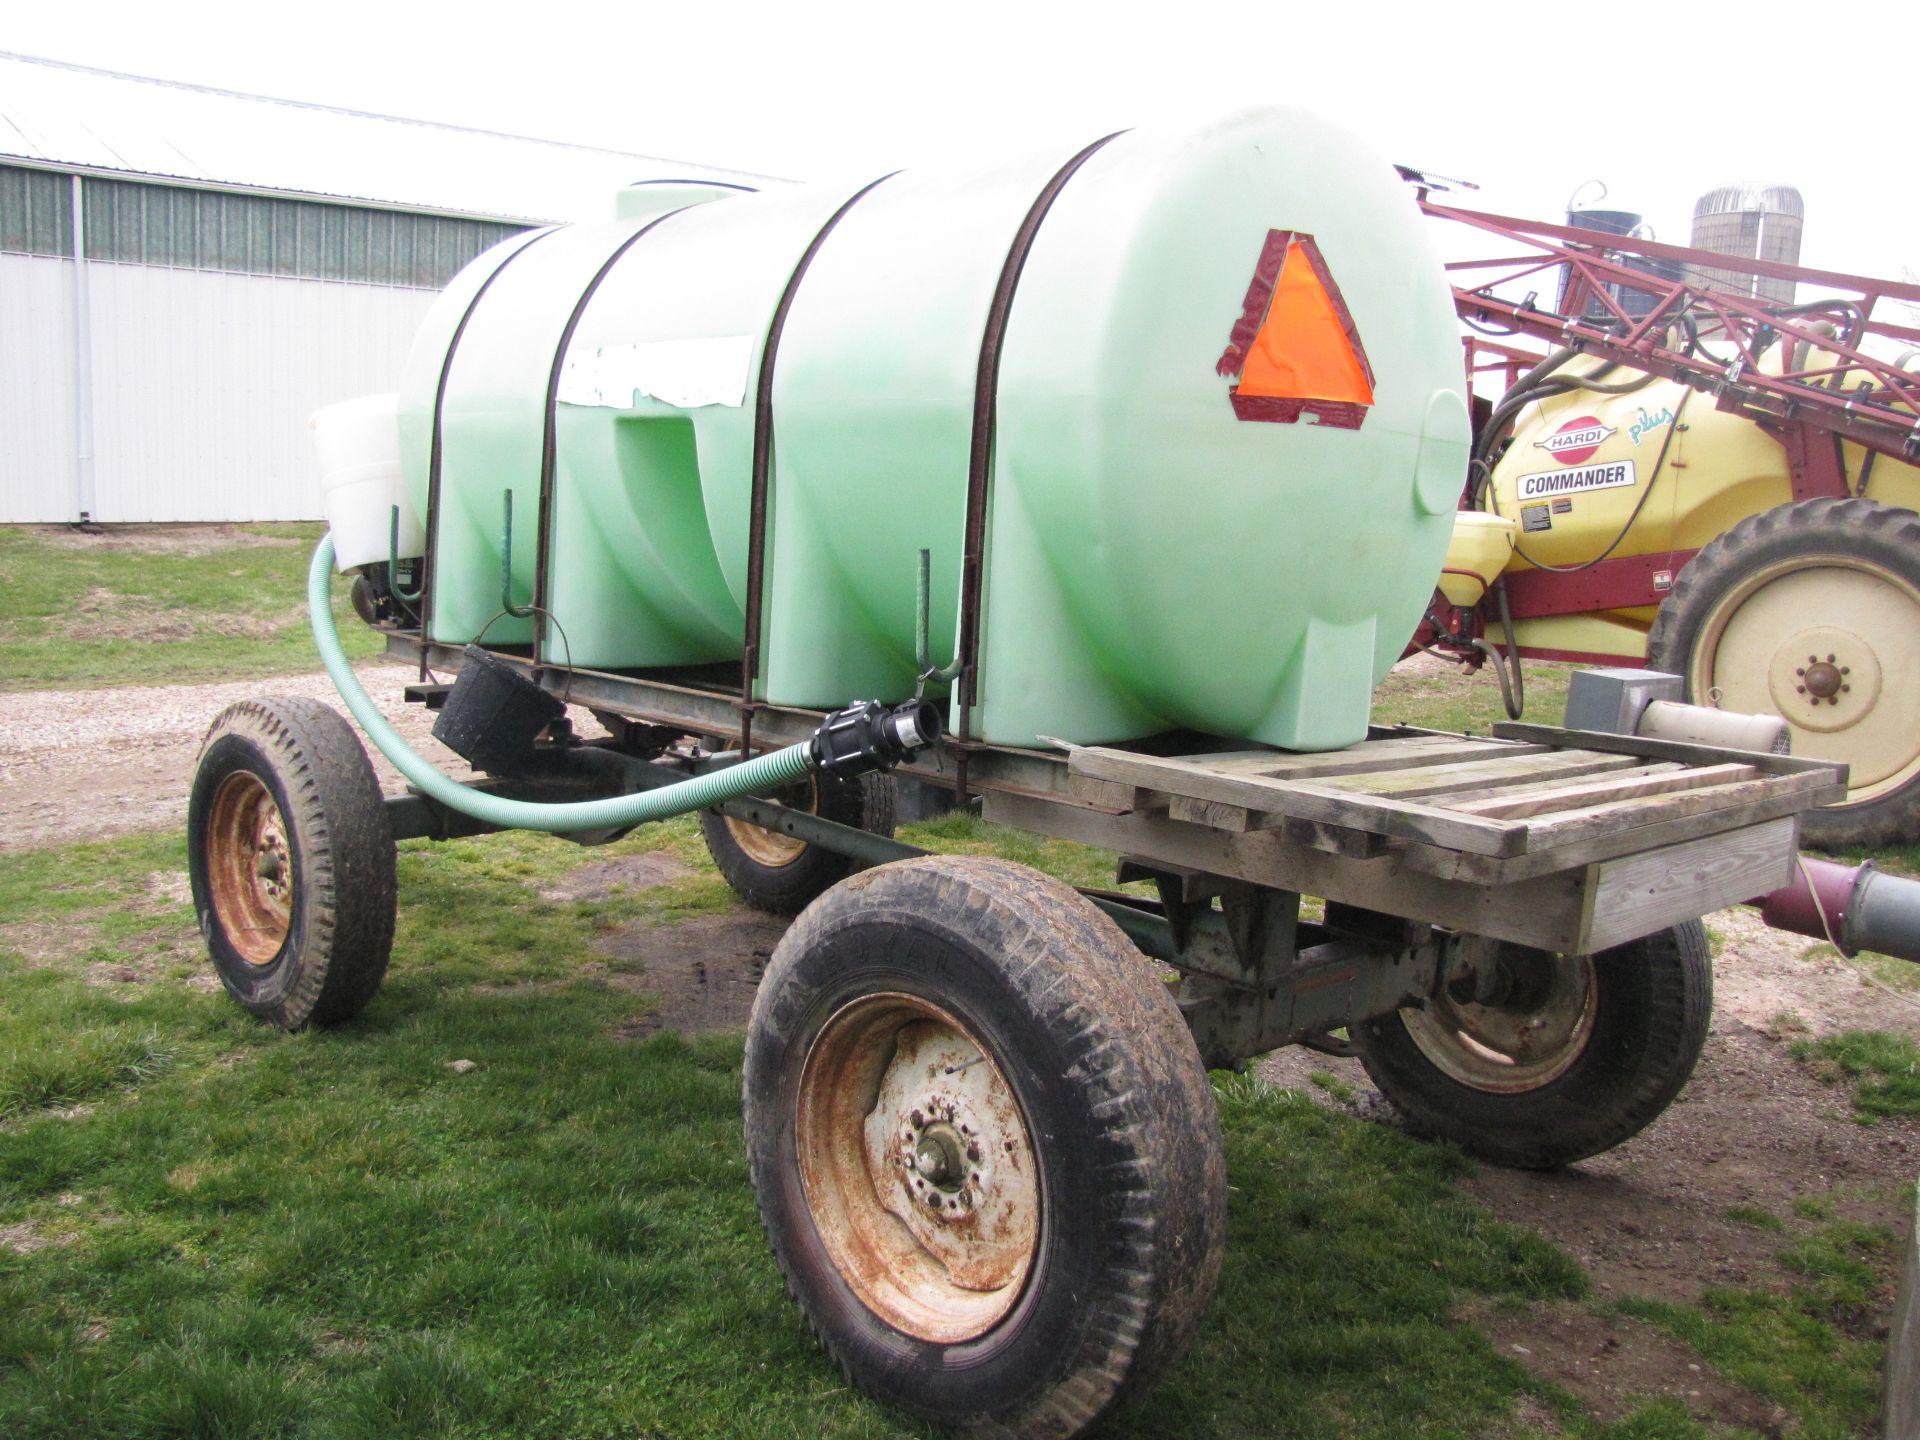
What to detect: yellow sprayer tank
<box><xmin>1488</xmin><ymin>356</ymin><xmax>1920</xmax><ymax>662</ymax></box>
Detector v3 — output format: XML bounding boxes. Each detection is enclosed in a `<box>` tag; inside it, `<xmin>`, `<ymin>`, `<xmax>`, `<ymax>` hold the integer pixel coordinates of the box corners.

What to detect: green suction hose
<box><xmin>309</xmin><ymin>533</ymin><xmax>822</xmax><ymax>834</ymax></box>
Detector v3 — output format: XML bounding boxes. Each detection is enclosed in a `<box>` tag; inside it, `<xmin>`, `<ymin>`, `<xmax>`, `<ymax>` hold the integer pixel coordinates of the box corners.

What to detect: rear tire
<box><xmin>743</xmin><ymin>856</ymin><xmax>1226</xmax><ymax>1436</ymax></box>
<box><xmin>699</xmin><ymin>773</ymin><xmax>894</xmax><ymax>916</ymax></box>
<box><xmin>187</xmin><ymin>698</ymin><xmax>396</xmax><ymax>1030</ymax></box>
<box><xmin>1354</xmin><ymin>922</ymin><xmax>1712</xmax><ymax>1170</ymax></box>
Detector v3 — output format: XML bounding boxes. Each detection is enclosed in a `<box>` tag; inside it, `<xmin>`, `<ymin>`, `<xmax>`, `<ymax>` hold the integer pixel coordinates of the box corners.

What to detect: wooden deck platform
<box><xmin>982</xmin><ymin>724</ymin><xmax>1847</xmax><ymax>957</ymax></box>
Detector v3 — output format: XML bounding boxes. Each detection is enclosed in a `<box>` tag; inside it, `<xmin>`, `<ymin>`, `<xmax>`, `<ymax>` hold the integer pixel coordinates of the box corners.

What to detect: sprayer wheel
<box><xmin>699</xmin><ymin>774</ymin><xmax>894</xmax><ymax>916</ymax></box>
<box><xmin>188</xmin><ymin>698</ymin><xmax>396</xmax><ymax>1030</ymax></box>
<box><xmin>1646</xmin><ymin>497</ymin><xmax>1920</xmax><ymax>849</ymax></box>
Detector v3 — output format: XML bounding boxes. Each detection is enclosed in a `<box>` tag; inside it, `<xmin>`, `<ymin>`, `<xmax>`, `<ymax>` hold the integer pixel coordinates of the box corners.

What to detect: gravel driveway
<box><xmin>0</xmin><ymin>663</ymin><xmax>472</xmax><ymax>851</ymax></box>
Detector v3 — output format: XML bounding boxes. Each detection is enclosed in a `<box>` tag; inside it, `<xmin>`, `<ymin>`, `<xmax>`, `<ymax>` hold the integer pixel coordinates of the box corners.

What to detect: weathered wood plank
<box><xmin>1578</xmin><ymin>816</ymin><xmax>1796</xmax><ymax>953</ymax></box>
<box><xmin>1067</xmin><ymin>772</ymin><xmax>1148</xmax><ymax>813</ymax></box>
<box><xmin>1246</xmin><ymin>780</ymin><xmax>1527</xmax><ymax>855</ymax></box>
<box><xmin>1453</xmin><ymin>763</ymin><xmax>1760</xmax><ymax>820</ymax></box>
<box><xmin>1072</xmin><ymin>750</ymin><xmax>1533</xmax><ymax>856</ymax></box>
<box><xmin>1436</xmin><ymin>762</ymin><xmax>1685</xmax><ymax>811</ymax></box>
<box><xmin>1271</xmin><ymin>817</ymin><xmax>1395</xmax><ymax>860</ymax></box>
<box><xmin>1402</xmin><ymin>779</ymin><xmax>1846</xmax><ymax>883</ymax></box>
<box><xmin>1075</xmin><ymin>736</ymin><xmax>1544</xmax><ymax>787</ymax></box>
<box><xmin>1515</xmin><ymin>768</ymin><xmax>1834</xmax><ymax>851</ymax></box>
<box><xmin>983</xmin><ymin>790</ymin><xmax>1591</xmax><ymax>953</ymax></box>
<box><xmin>1168</xmin><ymin>795</ymin><xmax>1261</xmax><ymax>831</ymax></box>
<box><xmin>1491</xmin><ymin>722</ymin><xmax>1840</xmax><ymax>779</ymax></box>
<box><xmin>1173</xmin><ymin>736</ymin><xmax>1518</xmax><ymax>774</ymax></box>
<box><xmin>1325</xmin><ymin>749</ymin><xmax>1646</xmax><ymax>799</ymax></box>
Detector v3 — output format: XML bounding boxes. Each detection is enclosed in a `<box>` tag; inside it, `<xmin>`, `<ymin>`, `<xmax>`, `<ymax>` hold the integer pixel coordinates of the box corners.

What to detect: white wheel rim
<box><xmin>1691</xmin><ymin>554</ymin><xmax>1920</xmax><ymax>803</ymax></box>
<box><xmin>794</xmin><ymin>993</ymin><xmax>1038</xmax><ymax>1343</ymax></box>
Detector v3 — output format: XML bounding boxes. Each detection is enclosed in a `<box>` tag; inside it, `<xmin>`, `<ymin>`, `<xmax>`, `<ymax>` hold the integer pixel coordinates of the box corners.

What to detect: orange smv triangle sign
<box><xmin>1218</xmin><ymin>230</ymin><xmax>1375</xmax><ymax>430</ymax></box>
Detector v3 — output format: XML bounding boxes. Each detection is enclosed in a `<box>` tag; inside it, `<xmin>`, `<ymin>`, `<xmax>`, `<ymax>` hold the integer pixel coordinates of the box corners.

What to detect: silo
<box><xmin>1688</xmin><ymin>185</ymin><xmax>1803</xmax><ymax>305</ymax></box>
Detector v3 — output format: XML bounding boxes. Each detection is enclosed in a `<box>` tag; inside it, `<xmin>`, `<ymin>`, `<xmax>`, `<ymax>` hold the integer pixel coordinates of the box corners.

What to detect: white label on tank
<box><xmin>557</xmin><ymin>337</ymin><xmax>753</xmax><ymax>410</ymax></box>
<box><xmin>1514</xmin><ymin>460</ymin><xmax>1637</xmax><ymax>500</ymax></box>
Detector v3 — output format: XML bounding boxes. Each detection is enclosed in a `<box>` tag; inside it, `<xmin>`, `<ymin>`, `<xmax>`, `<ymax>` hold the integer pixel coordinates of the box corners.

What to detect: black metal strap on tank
<box><xmin>529</xmin><ymin>206</ymin><xmax>703</xmax><ymax>679</ymax></box>
<box><xmin>737</xmin><ymin>172</ymin><xmax>900</xmax><ymax>753</ymax></box>
<box><xmin>418</xmin><ymin>225</ymin><xmax>561</xmax><ymax>680</ymax></box>
<box><xmin>950</xmin><ymin>131</ymin><xmax>1125</xmax><ymax>797</ymax></box>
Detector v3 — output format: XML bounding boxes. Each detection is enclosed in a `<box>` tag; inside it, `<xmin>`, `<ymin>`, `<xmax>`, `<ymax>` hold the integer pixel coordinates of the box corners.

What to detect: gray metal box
<box><xmin>1563</xmin><ymin>668</ymin><xmax>1684</xmax><ymax>737</ymax></box>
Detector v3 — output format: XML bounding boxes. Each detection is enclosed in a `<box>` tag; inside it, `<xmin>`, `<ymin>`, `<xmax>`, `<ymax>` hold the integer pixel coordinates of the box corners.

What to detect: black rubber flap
<box><xmin>432</xmin><ymin>645</ymin><xmax>564</xmax><ymax>775</ymax></box>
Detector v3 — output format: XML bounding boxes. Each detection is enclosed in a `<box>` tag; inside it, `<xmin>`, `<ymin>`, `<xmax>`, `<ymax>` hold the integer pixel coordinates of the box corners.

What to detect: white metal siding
<box><xmin>3</xmin><ymin>259</ymin><xmax>438</xmax><ymax>523</ymax></box>
<box><xmin>0</xmin><ymin>252</ymin><xmax>79</xmax><ymax>522</ymax></box>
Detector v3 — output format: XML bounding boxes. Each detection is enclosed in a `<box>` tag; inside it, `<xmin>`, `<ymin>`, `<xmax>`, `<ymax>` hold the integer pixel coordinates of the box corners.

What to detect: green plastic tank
<box><xmin>394</xmin><ymin>107</ymin><xmax>1468</xmax><ymax>751</ymax></box>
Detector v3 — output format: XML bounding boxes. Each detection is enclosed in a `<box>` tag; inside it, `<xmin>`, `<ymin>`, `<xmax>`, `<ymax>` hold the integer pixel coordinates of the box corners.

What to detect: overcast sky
<box><xmin>8</xmin><ymin>0</ymin><xmax>1917</xmax><ymax>284</ymax></box>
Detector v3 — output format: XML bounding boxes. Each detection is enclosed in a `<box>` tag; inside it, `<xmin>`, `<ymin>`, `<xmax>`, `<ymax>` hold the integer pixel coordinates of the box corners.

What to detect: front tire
<box><xmin>1354</xmin><ymin>922</ymin><xmax>1712</xmax><ymax>1170</ymax></box>
<box><xmin>1646</xmin><ymin>497</ymin><xmax>1920</xmax><ymax>849</ymax></box>
<box><xmin>743</xmin><ymin>856</ymin><xmax>1226</xmax><ymax>1437</ymax></box>
<box><xmin>187</xmin><ymin>698</ymin><xmax>396</xmax><ymax>1030</ymax></box>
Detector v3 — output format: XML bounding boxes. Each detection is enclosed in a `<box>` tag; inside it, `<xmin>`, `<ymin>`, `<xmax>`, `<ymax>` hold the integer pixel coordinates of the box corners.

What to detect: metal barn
<box><xmin>0</xmin><ymin>52</ymin><xmax>774</xmax><ymax>524</ymax></box>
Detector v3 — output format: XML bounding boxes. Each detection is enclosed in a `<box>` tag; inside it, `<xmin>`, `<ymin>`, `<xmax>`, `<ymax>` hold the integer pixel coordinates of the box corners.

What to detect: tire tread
<box><xmin>188</xmin><ymin>697</ymin><xmax>395</xmax><ymax>1029</ymax></box>
<box><xmin>1354</xmin><ymin>922</ymin><xmax>1712</xmax><ymax>1170</ymax></box>
<box><xmin>742</xmin><ymin>856</ymin><xmax>1224</xmax><ymax>1437</ymax></box>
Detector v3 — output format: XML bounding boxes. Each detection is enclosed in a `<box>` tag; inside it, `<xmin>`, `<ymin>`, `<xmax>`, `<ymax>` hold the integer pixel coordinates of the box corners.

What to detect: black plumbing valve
<box><xmin>810</xmin><ymin>699</ymin><xmax>943</xmax><ymax>777</ymax></box>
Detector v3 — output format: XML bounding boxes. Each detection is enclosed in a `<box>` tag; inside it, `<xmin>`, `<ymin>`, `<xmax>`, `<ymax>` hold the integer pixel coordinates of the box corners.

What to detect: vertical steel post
<box><xmin>67</xmin><ymin>174</ymin><xmax>97</xmax><ymax>523</ymax></box>
<box><xmin>1888</xmin><ymin>1180</ymin><xmax>1919</xmax><ymax>1440</ymax></box>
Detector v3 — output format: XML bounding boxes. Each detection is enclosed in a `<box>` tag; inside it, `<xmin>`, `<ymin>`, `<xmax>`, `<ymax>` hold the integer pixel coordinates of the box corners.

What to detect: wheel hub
<box><xmin>1765</xmin><ymin>625</ymin><xmax>1881</xmax><ymax>734</ymax></box>
<box><xmin>913</xmin><ymin>1126</ymin><xmax>968</xmax><ymax>1191</ymax></box>
<box><xmin>1405</xmin><ymin>950</ymin><xmax>1597</xmax><ymax>1094</ymax></box>
<box><xmin>795</xmin><ymin>994</ymin><xmax>1038</xmax><ymax>1343</ymax></box>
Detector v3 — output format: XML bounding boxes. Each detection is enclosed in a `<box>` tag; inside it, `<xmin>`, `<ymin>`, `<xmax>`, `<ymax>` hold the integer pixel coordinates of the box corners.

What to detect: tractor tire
<box><xmin>742</xmin><ymin>856</ymin><xmax>1226</xmax><ymax>1437</ymax></box>
<box><xmin>1645</xmin><ymin>497</ymin><xmax>1920</xmax><ymax>850</ymax></box>
<box><xmin>699</xmin><ymin>773</ymin><xmax>894</xmax><ymax>916</ymax></box>
<box><xmin>1353</xmin><ymin>922</ymin><xmax>1712</xmax><ymax>1170</ymax></box>
<box><xmin>187</xmin><ymin>698</ymin><xmax>396</xmax><ymax>1030</ymax></box>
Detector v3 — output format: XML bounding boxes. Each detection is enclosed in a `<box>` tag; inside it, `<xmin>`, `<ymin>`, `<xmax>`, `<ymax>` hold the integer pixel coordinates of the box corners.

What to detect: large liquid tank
<box><xmin>394</xmin><ymin>108</ymin><xmax>1469</xmax><ymax>751</ymax></box>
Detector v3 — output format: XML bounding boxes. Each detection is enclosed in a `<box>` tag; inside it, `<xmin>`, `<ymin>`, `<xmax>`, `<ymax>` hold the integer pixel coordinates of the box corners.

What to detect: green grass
<box><xmin>0</xmin><ymin>524</ymin><xmax>380</xmax><ymax>690</ymax></box>
<box><xmin>0</xmin><ymin>825</ymin><xmax>1590</xmax><ymax>1440</ymax></box>
<box><xmin>1307</xmin><ymin>1069</ymin><xmax>1357</xmax><ymax>1103</ymax></box>
<box><xmin>1792</xmin><ymin>1030</ymin><xmax>1920</xmax><ymax>1119</ymax></box>
<box><xmin>1621</xmin><ymin>1209</ymin><xmax>1901</xmax><ymax>1440</ymax></box>
<box><xmin>1722</xmin><ymin>1204</ymin><xmax>1785</xmax><ymax>1231</ymax></box>
<box><xmin>1370</xmin><ymin>655</ymin><xmax>1573</xmax><ymax>734</ymax></box>
<box><xmin>0</xmin><ymin>821</ymin><xmax>1896</xmax><ymax>1439</ymax></box>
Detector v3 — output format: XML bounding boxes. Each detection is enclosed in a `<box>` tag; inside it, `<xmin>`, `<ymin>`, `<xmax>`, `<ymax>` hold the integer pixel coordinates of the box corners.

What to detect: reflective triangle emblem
<box><xmin>1216</xmin><ymin>230</ymin><xmax>1375</xmax><ymax>429</ymax></box>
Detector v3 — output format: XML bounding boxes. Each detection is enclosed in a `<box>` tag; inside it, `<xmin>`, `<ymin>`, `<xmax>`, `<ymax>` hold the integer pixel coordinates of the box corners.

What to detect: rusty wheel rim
<box><xmin>1402</xmin><ymin>952</ymin><xmax>1597</xmax><ymax>1093</ymax></box>
<box><xmin>206</xmin><ymin>771</ymin><xmax>293</xmax><ymax>965</ymax></box>
<box><xmin>723</xmin><ymin>778</ymin><xmax>816</xmax><ymax>868</ymax></box>
<box><xmin>795</xmin><ymin>993</ymin><xmax>1038</xmax><ymax>1343</ymax></box>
